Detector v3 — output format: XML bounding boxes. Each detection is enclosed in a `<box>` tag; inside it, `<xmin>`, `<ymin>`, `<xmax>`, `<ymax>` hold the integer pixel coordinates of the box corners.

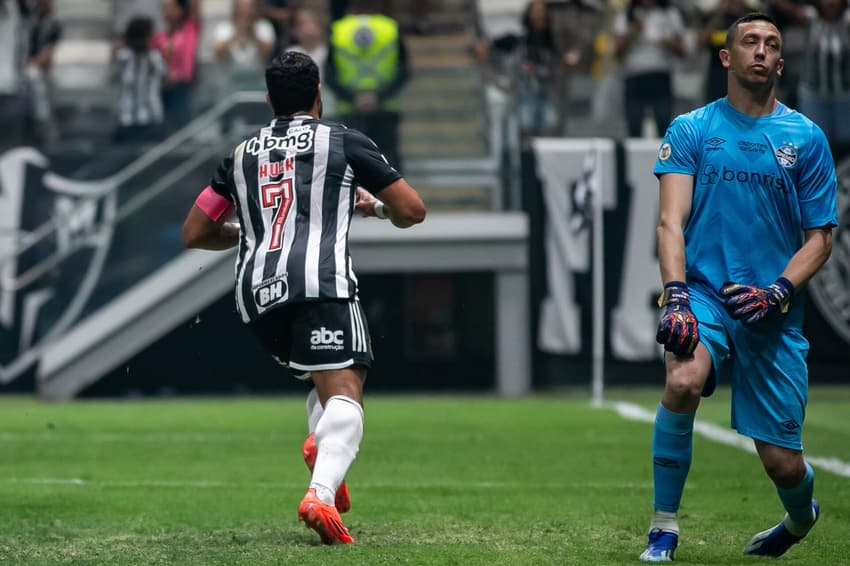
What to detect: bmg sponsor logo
<box><xmin>310</xmin><ymin>327</ymin><xmax>344</xmax><ymax>351</ymax></box>
<box><xmin>246</xmin><ymin>127</ymin><xmax>314</xmax><ymax>156</ymax></box>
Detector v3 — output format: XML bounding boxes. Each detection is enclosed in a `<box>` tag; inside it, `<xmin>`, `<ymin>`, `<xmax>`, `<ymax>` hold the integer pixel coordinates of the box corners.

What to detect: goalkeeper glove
<box><xmin>656</xmin><ymin>281</ymin><xmax>699</xmax><ymax>357</ymax></box>
<box><xmin>719</xmin><ymin>277</ymin><xmax>794</xmax><ymax>326</ymax></box>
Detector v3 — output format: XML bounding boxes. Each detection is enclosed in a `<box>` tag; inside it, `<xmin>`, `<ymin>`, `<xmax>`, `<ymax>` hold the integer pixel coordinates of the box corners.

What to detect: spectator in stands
<box><xmin>699</xmin><ymin>0</ymin><xmax>753</xmax><ymax>103</ymax></box>
<box><xmin>113</xmin><ymin>16</ymin><xmax>166</xmax><ymax>143</ymax></box>
<box><xmin>287</xmin><ymin>8</ymin><xmax>335</xmax><ymax>117</ymax></box>
<box><xmin>547</xmin><ymin>0</ymin><xmax>601</xmax><ymax>135</ymax></box>
<box><xmin>326</xmin><ymin>0</ymin><xmax>409</xmax><ymax>170</ymax></box>
<box><xmin>258</xmin><ymin>0</ymin><xmax>291</xmax><ymax>55</ymax></box>
<box><xmin>475</xmin><ymin>1</ymin><xmax>563</xmax><ymax>142</ymax></box>
<box><xmin>213</xmin><ymin>0</ymin><xmax>275</xmax><ymax>72</ymax></box>
<box><xmin>515</xmin><ymin>0</ymin><xmax>560</xmax><ymax>140</ymax></box>
<box><xmin>0</xmin><ymin>0</ymin><xmax>27</xmax><ymax>149</ymax></box>
<box><xmin>614</xmin><ymin>0</ymin><xmax>685</xmax><ymax>138</ymax></box>
<box><xmin>24</xmin><ymin>0</ymin><xmax>61</xmax><ymax>143</ymax></box>
<box><xmin>152</xmin><ymin>0</ymin><xmax>201</xmax><ymax>131</ymax></box>
<box><xmin>765</xmin><ymin>0</ymin><xmax>810</xmax><ymax>109</ymax></box>
<box><xmin>798</xmin><ymin>0</ymin><xmax>850</xmax><ymax>153</ymax></box>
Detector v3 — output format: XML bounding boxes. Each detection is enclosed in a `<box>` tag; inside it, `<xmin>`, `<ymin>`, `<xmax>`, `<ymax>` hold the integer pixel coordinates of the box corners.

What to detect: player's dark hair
<box><xmin>265</xmin><ymin>51</ymin><xmax>320</xmax><ymax>117</ymax></box>
<box><xmin>725</xmin><ymin>12</ymin><xmax>781</xmax><ymax>48</ymax></box>
<box><xmin>124</xmin><ymin>16</ymin><xmax>153</xmax><ymax>53</ymax></box>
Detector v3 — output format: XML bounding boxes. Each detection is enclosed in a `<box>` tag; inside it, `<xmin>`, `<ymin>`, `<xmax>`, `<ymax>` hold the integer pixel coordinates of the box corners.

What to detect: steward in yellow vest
<box><xmin>326</xmin><ymin>12</ymin><xmax>409</xmax><ymax>115</ymax></box>
<box><xmin>325</xmin><ymin>2</ymin><xmax>409</xmax><ymax>169</ymax></box>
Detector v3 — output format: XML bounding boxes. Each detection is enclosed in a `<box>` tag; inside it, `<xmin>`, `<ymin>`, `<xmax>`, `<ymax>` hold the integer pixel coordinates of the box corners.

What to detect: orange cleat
<box><xmin>302</xmin><ymin>433</ymin><xmax>351</xmax><ymax>513</ymax></box>
<box><xmin>297</xmin><ymin>488</ymin><xmax>354</xmax><ymax>544</ymax></box>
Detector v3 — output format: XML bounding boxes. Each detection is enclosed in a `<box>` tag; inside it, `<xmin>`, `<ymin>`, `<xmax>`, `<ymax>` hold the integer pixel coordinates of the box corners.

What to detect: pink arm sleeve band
<box><xmin>195</xmin><ymin>186</ymin><xmax>235</xmax><ymax>221</ymax></box>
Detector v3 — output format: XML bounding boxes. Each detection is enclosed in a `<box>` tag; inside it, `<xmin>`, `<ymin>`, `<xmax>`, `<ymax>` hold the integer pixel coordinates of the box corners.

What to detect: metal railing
<box><xmin>0</xmin><ymin>91</ymin><xmax>267</xmax><ymax>293</ymax></box>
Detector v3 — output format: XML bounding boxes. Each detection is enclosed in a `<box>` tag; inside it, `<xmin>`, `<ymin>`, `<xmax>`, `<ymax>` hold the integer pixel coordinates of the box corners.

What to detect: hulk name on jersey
<box><xmin>654</xmin><ymin>97</ymin><xmax>838</xmax><ymax>331</ymax></box>
<box><xmin>209</xmin><ymin>116</ymin><xmax>401</xmax><ymax>323</ymax></box>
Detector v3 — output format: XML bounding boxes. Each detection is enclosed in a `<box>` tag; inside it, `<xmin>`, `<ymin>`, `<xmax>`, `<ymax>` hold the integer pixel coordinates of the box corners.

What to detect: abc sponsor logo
<box><xmin>310</xmin><ymin>327</ymin><xmax>345</xmax><ymax>351</ymax></box>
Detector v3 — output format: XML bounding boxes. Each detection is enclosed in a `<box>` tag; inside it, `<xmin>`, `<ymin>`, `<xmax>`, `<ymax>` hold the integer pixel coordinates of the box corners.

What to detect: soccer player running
<box><xmin>181</xmin><ymin>51</ymin><xmax>426</xmax><ymax>544</ymax></box>
<box><xmin>641</xmin><ymin>12</ymin><xmax>838</xmax><ymax>563</ymax></box>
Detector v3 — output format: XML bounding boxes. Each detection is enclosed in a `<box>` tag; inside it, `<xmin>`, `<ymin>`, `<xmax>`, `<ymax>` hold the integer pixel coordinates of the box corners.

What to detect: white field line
<box><xmin>611</xmin><ymin>401</ymin><xmax>850</xmax><ymax>478</ymax></box>
<box><xmin>0</xmin><ymin>477</ymin><xmax>653</xmax><ymax>490</ymax></box>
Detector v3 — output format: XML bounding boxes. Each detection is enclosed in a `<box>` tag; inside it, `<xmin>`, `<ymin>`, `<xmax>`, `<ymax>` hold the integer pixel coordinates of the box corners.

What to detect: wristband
<box><xmin>657</xmin><ymin>280</ymin><xmax>689</xmax><ymax>307</ymax></box>
<box><xmin>374</xmin><ymin>201</ymin><xmax>387</xmax><ymax>219</ymax></box>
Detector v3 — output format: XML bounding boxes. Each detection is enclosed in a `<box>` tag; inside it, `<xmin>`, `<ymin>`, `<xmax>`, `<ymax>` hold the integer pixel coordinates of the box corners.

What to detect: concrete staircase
<box><xmin>395</xmin><ymin>1</ymin><xmax>497</xmax><ymax>211</ymax></box>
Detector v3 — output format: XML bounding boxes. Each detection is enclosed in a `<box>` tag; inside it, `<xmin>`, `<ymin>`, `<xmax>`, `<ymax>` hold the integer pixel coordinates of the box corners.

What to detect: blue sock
<box><xmin>652</xmin><ymin>403</ymin><xmax>695</xmax><ymax>513</ymax></box>
<box><xmin>777</xmin><ymin>461</ymin><xmax>815</xmax><ymax>526</ymax></box>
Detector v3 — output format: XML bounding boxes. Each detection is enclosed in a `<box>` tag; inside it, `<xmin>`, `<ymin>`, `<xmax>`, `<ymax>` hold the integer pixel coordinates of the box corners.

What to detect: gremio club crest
<box><xmin>810</xmin><ymin>156</ymin><xmax>850</xmax><ymax>344</ymax></box>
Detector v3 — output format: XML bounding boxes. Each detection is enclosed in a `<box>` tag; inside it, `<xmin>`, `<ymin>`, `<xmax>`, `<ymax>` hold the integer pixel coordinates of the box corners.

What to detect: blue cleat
<box><xmin>639</xmin><ymin>528</ymin><xmax>678</xmax><ymax>562</ymax></box>
<box><xmin>744</xmin><ymin>500</ymin><xmax>820</xmax><ymax>557</ymax></box>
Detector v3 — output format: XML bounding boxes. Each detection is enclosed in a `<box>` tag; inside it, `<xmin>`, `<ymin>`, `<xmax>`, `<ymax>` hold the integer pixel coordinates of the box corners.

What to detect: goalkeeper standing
<box><xmin>640</xmin><ymin>12</ymin><xmax>838</xmax><ymax>562</ymax></box>
<box><xmin>181</xmin><ymin>51</ymin><xmax>425</xmax><ymax>545</ymax></box>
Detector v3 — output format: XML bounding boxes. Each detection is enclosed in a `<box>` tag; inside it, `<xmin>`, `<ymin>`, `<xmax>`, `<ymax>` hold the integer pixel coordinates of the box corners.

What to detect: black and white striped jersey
<box><xmin>801</xmin><ymin>18</ymin><xmax>850</xmax><ymax>97</ymax></box>
<box><xmin>115</xmin><ymin>47</ymin><xmax>165</xmax><ymax>126</ymax></box>
<box><xmin>209</xmin><ymin>115</ymin><xmax>401</xmax><ymax>323</ymax></box>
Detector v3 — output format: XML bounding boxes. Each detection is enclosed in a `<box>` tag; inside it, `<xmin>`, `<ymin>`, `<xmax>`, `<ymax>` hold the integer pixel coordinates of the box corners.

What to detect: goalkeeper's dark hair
<box><xmin>725</xmin><ymin>13</ymin><xmax>781</xmax><ymax>49</ymax></box>
<box><xmin>265</xmin><ymin>51</ymin><xmax>320</xmax><ymax>117</ymax></box>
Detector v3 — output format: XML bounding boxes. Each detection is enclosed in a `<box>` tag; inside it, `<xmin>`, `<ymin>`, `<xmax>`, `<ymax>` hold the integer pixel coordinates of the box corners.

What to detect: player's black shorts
<box><xmin>248</xmin><ymin>298</ymin><xmax>373</xmax><ymax>379</ymax></box>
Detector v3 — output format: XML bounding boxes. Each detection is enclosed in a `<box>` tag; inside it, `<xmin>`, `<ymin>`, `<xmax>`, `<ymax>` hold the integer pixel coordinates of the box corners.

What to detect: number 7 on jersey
<box><xmin>261</xmin><ymin>178</ymin><xmax>294</xmax><ymax>251</ymax></box>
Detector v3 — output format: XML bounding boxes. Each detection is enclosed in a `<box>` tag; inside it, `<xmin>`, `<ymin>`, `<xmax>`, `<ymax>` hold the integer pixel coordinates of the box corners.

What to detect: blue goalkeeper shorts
<box><xmin>689</xmin><ymin>283</ymin><xmax>810</xmax><ymax>451</ymax></box>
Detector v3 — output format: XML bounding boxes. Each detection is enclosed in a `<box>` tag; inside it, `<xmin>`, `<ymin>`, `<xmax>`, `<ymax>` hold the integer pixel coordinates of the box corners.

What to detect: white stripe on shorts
<box><xmin>349</xmin><ymin>301</ymin><xmax>361</xmax><ymax>352</ymax></box>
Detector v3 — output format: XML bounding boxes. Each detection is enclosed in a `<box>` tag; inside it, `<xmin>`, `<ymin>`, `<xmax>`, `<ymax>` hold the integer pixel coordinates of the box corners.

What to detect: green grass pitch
<box><xmin>2</xmin><ymin>387</ymin><xmax>850</xmax><ymax>565</ymax></box>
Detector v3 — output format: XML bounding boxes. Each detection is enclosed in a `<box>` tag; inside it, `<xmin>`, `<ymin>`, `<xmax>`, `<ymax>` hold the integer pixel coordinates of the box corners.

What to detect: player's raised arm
<box><xmin>181</xmin><ymin>199</ymin><xmax>240</xmax><ymax>251</ymax></box>
<box><xmin>345</xmin><ymin>126</ymin><xmax>425</xmax><ymax>229</ymax></box>
<box><xmin>354</xmin><ymin>180</ymin><xmax>425</xmax><ymax>228</ymax></box>
<box><xmin>182</xmin><ymin>154</ymin><xmax>240</xmax><ymax>251</ymax></box>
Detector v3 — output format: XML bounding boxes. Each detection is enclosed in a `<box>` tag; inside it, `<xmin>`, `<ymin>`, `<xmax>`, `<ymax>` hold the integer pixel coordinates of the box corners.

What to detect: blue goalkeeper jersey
<box><xmin>654</xmin><ymin>97</ymin><xmax>838</xmax><ymax>326</ymax></box>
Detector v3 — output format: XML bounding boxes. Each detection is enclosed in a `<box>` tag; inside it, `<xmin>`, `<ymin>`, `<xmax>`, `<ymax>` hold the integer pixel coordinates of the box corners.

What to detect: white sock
<box><xmin>783</xmin><ymin>506</ymin><xmax>817</xmax><ymax>537</ymax></box>
<box><xmin>309</xmin><ymin>395</ymin><xmax>364</xmax><ymax>505</ymax></box>
<box><xmin>305</xmin><ymin>388</ymin><xmax>323</xmax><ymax>434</ymax></box>
<box><xmin>650</xmin><ymin>510</ymin><xmax>679</xmax><ymax>535</ymax></box>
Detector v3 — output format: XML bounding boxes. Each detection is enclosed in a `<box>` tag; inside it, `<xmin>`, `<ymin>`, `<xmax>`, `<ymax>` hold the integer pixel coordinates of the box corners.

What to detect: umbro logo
<box><xmin>781</xmin><ymin>419</ymin><xmax>801</xmax><ymax>431</ymax></box>
<box><xmin>704</xmin><ymin>137</ymin><xmax>726</xmax><ymax>151</ymax></box>
<box><xmin>653</xmin><ymin>457</ymin><xmax>681</xmax><ymax>469</ymax></box>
